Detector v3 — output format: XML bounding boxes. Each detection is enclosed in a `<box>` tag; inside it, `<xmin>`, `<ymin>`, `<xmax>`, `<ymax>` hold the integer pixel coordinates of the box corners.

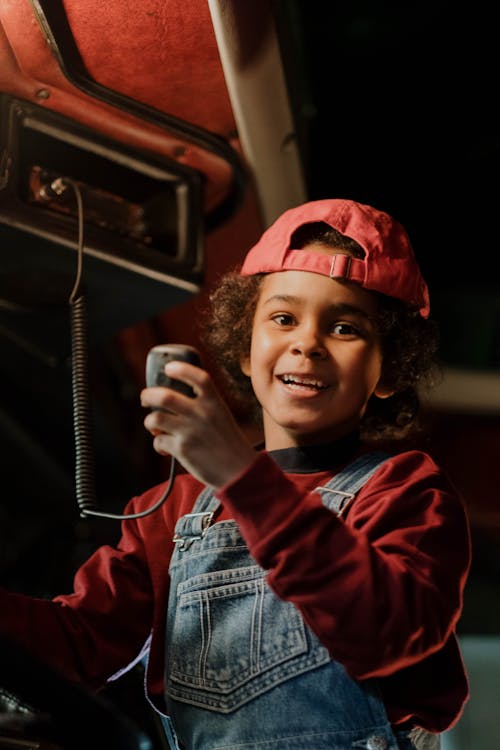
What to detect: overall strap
<box><xmin>315</xmin><ymin>451</ymin><xmax>390</xmax><ymax>516</ymax></box>
<box><xmin>172</xmin><ymin>485</ymin><xmax>219</xmax><ymax>550</ymax></box>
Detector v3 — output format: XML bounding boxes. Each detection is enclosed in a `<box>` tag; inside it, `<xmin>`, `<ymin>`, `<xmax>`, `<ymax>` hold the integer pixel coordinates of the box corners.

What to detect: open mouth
<box><xmin>278</xmin><ymin>374</ymin><xmax>329</xmax><ymax>392</ymax></box>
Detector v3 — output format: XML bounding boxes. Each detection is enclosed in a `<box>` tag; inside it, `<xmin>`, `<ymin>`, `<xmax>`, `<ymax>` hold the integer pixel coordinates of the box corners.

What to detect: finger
<box><xmin>143</xmin><ymin>407</ymin><xmax>180</xmax><ymax>436</ymax></box>
<box><xmin>140</xmin><ymin>385</ymin><xmax>189</xmax><ymax>414</ymax></box>
<box><xmin>152</xmin><ymin>433</ymin><xmax>173</xmax><ymax>456</ymax></box>
<box><xmin>163</xmin><ymin>360</ymin><xmax>211</xmax><ymax>397</ymax></box>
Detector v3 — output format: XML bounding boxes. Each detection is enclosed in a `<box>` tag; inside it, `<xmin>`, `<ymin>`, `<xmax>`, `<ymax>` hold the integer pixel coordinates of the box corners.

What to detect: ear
<box><xmin>373</xmin><ymin>381</ymin><xmax>395</xmax><ymax>399</ymax></box>
<box><xmin>240</xmin><ymin>354</ymin><xmax>251</xmax><ymax>377</ymax></box>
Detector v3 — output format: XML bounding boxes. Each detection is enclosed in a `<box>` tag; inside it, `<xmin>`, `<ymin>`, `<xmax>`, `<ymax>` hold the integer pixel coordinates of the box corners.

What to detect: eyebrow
<box><xmin>262</xmin><ymin>294</ymin><xmax>300</xmax><ymax>306</ymax></box>
<box><xmin>261</xmin><ymin>294</ymin><xmax>374</xmax><ymax>320</ymax></box>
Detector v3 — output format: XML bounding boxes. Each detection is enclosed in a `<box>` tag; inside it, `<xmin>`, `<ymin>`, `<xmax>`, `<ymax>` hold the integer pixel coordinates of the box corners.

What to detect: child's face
<box><xmin>241</xmin><ymin>254</ymin><xmax>392</xmax><ymax>449</ymax></box>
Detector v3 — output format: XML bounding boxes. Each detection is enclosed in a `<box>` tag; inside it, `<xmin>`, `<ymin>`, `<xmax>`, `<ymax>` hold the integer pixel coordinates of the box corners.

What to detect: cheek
<box><xmin>249</xmin><ymin>326</ymin><xmax>273</xmax><ymax>361</ymax></box>
<box><xmin>341</xmin><ymin>345</ymin><xmax>383</xmax><ymax>394</ymax></box>
<box><xmin>246</xmin><ymin>330</ymin><xmax>278</xmax><ymax>388</ymax></box>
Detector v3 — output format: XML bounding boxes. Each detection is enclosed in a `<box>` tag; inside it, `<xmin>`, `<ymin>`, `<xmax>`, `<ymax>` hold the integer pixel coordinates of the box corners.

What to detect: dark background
<box><xmin>280</xmin><ymin>0</ymin><xmax>500</xmax><ymax>372</ymax></box>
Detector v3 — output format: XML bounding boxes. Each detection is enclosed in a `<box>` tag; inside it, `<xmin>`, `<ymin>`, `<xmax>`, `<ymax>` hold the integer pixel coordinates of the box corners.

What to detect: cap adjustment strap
<box><xmin>329</xmin><ymin>253</ymin><xmax>352</xmax><ymax>279</ymax></box>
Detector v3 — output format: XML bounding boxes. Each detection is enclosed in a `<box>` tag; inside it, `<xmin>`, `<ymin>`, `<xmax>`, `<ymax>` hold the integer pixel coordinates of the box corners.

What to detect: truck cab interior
<box><xmin>0</xmin><ymin>2</ymin><xmax>498</xmax><ymax>748</ymax></box>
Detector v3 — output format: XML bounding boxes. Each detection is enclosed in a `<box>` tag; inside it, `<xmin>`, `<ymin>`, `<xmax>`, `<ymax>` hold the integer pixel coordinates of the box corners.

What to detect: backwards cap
<box><xmin>240</xmin><ymin>198</ymin><xmax>430</xmax><ymax>317</ymax></box>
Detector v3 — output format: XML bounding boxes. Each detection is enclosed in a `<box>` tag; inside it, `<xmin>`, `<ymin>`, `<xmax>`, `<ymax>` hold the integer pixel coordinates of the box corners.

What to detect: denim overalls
<box><xmin>161</xmin><ymin>453</ymin><xmax>428</xmax><ymax>750</ymax></box>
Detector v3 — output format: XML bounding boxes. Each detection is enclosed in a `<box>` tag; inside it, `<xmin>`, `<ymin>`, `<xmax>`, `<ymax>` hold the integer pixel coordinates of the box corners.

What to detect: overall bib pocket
<box><xmin>167</xmin><ymin>563</ymin><xmax>331</xmax><ymax>712</ymax></box>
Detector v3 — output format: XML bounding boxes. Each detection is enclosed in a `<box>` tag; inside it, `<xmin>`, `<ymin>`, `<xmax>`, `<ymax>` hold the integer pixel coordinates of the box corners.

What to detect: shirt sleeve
<box><xmin>216</xmin><ymin>450</ymin><xmax>471</xmax><ymax>680</ymax></box>
<box><xmin>0</xmin><ymin>492</ymin><xmax>158</xmax><ymax>688</ymax></box>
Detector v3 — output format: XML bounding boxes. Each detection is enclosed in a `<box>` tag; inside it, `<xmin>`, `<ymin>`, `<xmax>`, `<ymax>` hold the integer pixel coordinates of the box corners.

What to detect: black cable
<box><xmin>51</xmin><ymin>176</ymin><xmax>177</xmax><ymax>520</ymax></box>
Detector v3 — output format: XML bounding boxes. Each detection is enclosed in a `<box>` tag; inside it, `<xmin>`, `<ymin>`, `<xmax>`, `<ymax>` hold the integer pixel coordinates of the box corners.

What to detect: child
<box><xmin>0</xmin><ymin>199</ymin><xmax>470</xmax><ymax>750</ymax></box>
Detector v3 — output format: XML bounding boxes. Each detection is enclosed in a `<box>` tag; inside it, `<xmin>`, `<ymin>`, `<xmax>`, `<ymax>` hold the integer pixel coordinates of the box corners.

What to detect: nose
<box><xmin>290</xmin><ymin>325</ymin><xmax>327</xmax><ymax>359</ymax></box>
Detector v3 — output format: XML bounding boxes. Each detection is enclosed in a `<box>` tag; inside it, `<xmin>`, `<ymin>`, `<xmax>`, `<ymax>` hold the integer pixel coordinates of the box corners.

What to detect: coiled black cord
<box><xmin>70</xmin><ymin>293</ymin><xmax>97</xmax><ymax>515</ymax></box>
<box><xmin>54</xmin><ymin>177</ymin><xmax>176</xmax><ymax>520</ymax></box>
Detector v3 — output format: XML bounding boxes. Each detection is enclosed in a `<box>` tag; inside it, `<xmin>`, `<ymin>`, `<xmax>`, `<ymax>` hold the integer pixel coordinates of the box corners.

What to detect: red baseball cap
<box><xmin>240</xmin><ymin>198</ymin><xmax>430</xmax><ymax>317</ymax></box>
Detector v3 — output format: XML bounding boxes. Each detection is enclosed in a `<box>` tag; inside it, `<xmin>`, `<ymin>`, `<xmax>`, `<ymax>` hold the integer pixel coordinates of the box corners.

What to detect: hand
<box><xmin>141</xmin><ymin>360</ymin><xmax>257</xmax><ymax>488</ymax></box>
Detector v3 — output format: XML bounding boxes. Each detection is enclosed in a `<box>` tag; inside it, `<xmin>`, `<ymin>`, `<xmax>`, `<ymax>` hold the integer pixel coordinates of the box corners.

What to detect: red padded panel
<box><xmin>0</xmin><ymin>0</ymin><xmax>241</xmax><ymax>212</ymax></box>
<box><xmin>0</xmin><ymin>0</ymin><xmax>265</xmax><ymax>424</ymax></box>
<box><xmin>62</xmin><ymin>0</ymin><xmax>235</xmax><ymax>134</ymax></box>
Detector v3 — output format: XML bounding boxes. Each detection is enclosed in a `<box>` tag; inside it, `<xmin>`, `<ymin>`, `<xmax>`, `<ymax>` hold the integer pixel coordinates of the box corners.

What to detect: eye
<box><xmin>331</xmin><ymin>321</ymin><xmax>362</xmax><ymax>337</ymax></box>
<box><xmin>272</xmin><ymin>313</ymin><xmax>295</xmax><ymax>326</ymax></box>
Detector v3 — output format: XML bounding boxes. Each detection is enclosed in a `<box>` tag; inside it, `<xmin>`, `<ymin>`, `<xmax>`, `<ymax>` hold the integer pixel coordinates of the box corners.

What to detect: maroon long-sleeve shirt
<box><xmin>0</xmin><ymin>442</ymin><xmax>471</xmax><ymax>733</ymax></box>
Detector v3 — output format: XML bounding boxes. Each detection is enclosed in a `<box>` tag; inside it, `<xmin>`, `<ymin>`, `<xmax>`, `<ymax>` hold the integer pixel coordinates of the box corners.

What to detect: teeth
<box><xmin>281</xmin><ymin>374</ymin><xmax>327</xmax><ymax>389</ymax></box>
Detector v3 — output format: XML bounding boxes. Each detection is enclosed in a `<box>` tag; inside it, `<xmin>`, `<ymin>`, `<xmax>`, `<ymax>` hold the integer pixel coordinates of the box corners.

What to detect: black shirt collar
<box><xmin>264</xmin><ymin>431</ymin><xmax>360</xmax><ymax>473</ymax></box>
